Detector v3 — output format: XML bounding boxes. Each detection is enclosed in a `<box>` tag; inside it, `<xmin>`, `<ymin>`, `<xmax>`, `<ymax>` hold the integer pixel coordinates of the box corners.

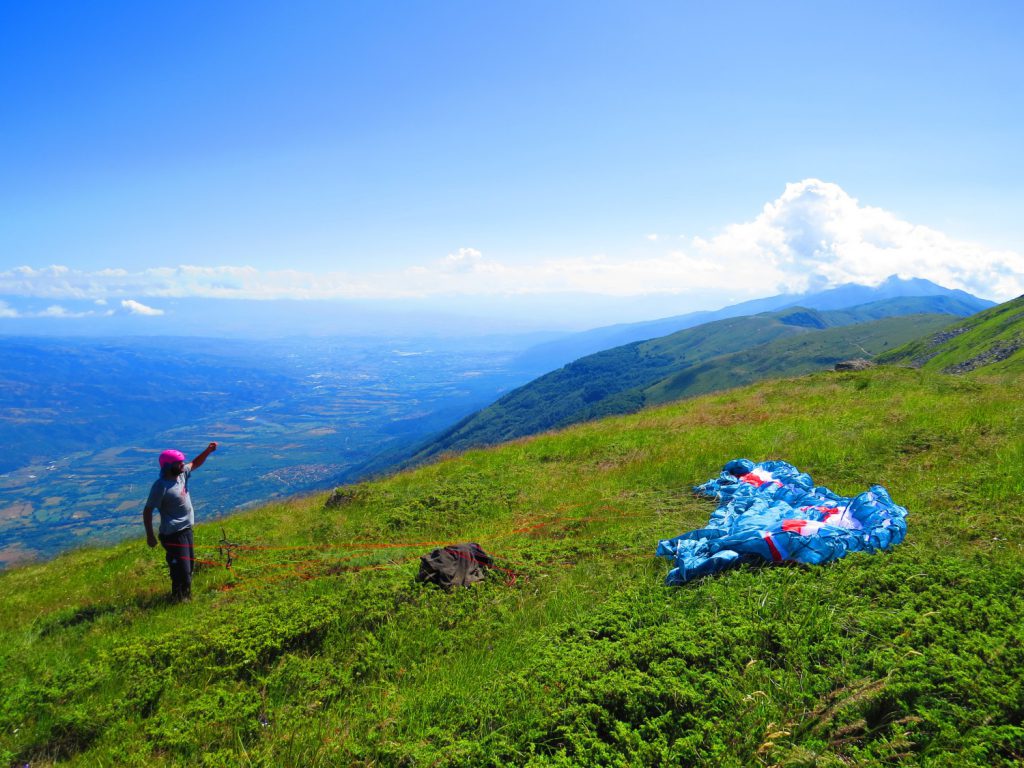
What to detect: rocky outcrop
<box><xmin>834</xmin><ymin>359</ymin><xmax>876</xmax><ymax>371</ymax></box>
<box><xmin>943</xmin><ymin>338</ymin><xmax>1024</xmax><ymax>374</ymax></box>
<box><xmin>325</xmin><ymin>487</ymin><xmax>358</xmax><ymax>509</ymax></box>
<box><xmin>911</xmin><ymin>327</ymin><xmax>970</xmax><ymax>367</ymax></box>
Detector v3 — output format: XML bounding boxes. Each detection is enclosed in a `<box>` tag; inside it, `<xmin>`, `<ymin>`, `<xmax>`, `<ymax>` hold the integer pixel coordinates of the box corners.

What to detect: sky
<box><xmin>2</xmin><ymin>1</ymin><xmax>1023</xmax><ymax>331</ymax></box>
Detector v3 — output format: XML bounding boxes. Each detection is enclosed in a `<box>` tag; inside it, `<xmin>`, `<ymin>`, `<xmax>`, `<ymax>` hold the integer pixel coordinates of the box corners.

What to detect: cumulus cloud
<box><xmin>121</xmin><ymin>299</ymin><xmax>164</xmax><ymax>316</ymax></box>
<box><xmin>2</xmin><ymin>180</ymin><xmax>1021</xmax><ymax>304</ymax></box>
<box><xmin>438</xmin><ymin>247</ymin><xmax>485</xmax><ymax>273</ymax></box>
<box><xmin>688</xmin><ymin>179</ymin><xmax>1024</xmax><ymax>300</ymax></box>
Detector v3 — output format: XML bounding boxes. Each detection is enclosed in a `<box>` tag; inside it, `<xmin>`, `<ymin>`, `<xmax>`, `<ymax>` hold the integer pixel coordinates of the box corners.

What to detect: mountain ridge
<box><xmin>515</xmin><ymin>275</ymin><xmax>994</xmax><ymax>372</ymax></box>
<box><xmin>412</xmin><ymin>293</ymin><xmax>986</xmax><ymax>465</ymax></box>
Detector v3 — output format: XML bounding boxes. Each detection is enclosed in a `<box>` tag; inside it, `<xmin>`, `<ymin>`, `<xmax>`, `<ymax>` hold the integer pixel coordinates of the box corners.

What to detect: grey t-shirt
<box><xmin>146</xmin><ymin>464</ymin><xmax>195</xmax><ymax>536</ymax></box>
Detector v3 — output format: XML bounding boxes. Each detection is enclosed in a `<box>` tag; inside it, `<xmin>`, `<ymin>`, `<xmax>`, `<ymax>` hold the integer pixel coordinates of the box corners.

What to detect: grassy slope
<box><xmin>877</xmin><ymin>294</ymin><xmax>1024</xmax><ymax>372</ymax></box>
<box><xmin>818</xmin><ymin>294</ymin><xmax>989</xmax><ymax>325</ymax></box>
<box><xmin>516</xmin><ymin>291</ymin><xmax>992</xmax><ymax>375</ymax></box>
<box><xmin>418</xmin><ymin>310</ymin><xmax>955</xmax><ymax>463</ymax></box>
<box><xmin>609</xmin><ymin>313</ymin><xmax>948</xmax><ymax>413</ymax></box>
<box><xmin>415</xmin><ymin>312</ymin><xmax>816</xmax><ymax>461</ymax></box>
<box><xmin>1</xmin><ymin>366</ymin><xmax>1023</xmax><ymax>767</ymax></box>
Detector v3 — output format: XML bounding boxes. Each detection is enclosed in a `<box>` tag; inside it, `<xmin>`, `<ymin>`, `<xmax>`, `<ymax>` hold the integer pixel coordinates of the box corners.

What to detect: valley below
<box><xmin>0</xmin><ymin>336</ymin><xmax>543</xmax><ymax>567</ymax></box>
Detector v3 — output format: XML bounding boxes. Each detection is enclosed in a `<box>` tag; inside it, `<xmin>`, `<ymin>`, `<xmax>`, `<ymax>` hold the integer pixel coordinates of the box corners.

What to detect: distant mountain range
<box><xmin>515</xmin><ymin>276</ymin><xmax>992</xmax><ymax>372</ymax></box>
<box><xmin>413</xmin><ymin>280</ymin><xmax>995</xmax><ymax>464</ymax></box>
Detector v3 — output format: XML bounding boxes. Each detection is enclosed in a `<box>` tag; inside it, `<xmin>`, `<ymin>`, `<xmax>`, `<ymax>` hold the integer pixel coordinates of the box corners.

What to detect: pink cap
<box><xmin>159</xmin><ymin>449</ymin><xmax>186</xmax><ymax>468</ymax></box>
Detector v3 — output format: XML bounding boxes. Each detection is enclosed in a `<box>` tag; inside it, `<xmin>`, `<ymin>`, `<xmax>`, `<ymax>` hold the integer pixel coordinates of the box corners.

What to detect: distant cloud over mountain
<box><xmin>0</xmin><ymin>296</ymin><xmax>115</xmax><ymax>320</ymax></box>
<box><xmin>688</xmin><ymin>179</ymin><xmax>1024</xmax><ymax>300</ymax></box>
<box><xmin>3</xmin><ymin>180</ymin><xmax>1022</xmax><ymax>304</ymax></box>
<box><xmin>121</xmin><ymin>299</ymin><xmax>164</xmax><ymax>316</ymax></box>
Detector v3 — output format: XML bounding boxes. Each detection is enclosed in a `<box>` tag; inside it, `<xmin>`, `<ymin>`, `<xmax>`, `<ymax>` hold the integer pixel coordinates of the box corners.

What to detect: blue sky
<box><xmin>2</xmin><ymin>1</ymin><xmax>1023</xmax><ymax>328</ymax></box>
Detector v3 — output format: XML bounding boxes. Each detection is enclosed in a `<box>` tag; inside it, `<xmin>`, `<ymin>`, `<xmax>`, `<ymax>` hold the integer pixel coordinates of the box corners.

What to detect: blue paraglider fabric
<box><xmin>656</xmin><ymin>459</ymin><xmax>908</xmax><ymax>585</ymax></box>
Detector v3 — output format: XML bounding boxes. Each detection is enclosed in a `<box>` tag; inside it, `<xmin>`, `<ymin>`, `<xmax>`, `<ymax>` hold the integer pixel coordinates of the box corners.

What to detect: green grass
<box><xmin>878</xmin><ymin>294</ymin><xmax>1024</xmax><ymax>372</ymax></box>
<box><xmin>640</xmin><ymin>313</ymin><xmax>946</xmax><ymax>406</ymax></box>
<box><xmin>417</xmin><ymin>309</ymin><xmax>957</xmax><ymax>463</ymax></box>
<box><xmin>1</xmin><ymin>366</ymin><xmax>1023</xmax><ymax>766</ymax></box>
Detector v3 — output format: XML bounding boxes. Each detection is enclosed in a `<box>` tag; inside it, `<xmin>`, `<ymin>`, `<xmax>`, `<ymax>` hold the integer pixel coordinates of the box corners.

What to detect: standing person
<box><xmin>144</xmin><ymin>442</ymin><xmax>218</xmax><ymax>601</ymax></box>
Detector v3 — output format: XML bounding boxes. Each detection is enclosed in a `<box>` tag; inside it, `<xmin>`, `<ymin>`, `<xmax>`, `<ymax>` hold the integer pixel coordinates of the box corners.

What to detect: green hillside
<box><xmin>877</xmin><ymin>294</ymin><xmax>1024</xmax><ymax>372</ymax></box>
<box><xmin>416</xmin><ymin>307</ymin><xmax>955</xmax><ymax>463</ymax></box>
<box><xmin>2</xmin><ymin>366</ymin><xmax>1023</xmax><ymax>766</ymax></box>
<box><xmin>415</xmin><ymin>311</ymin><xmax>815</xmax><ymax>464</ymax></box>
<box><xmin>601</xmin><ymin>313</ymin><xmax>947</xmax><ymax>414</ymax></box>
<box><xmin>815</xmin><ymin>294</ymin><xmax>991</xmax><ymax>325</ymax></box>
<box><xmin>514</xmin><ymin>283</ymin><xmax>992</xmax><ymax>374</ymax></box>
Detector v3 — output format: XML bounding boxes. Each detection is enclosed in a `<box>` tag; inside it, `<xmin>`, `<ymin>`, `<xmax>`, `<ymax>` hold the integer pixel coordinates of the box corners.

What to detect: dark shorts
<box><xmin>159</xmin><ymin>527</ymin><xmax>194</xmax><ymax>599</ymax></box>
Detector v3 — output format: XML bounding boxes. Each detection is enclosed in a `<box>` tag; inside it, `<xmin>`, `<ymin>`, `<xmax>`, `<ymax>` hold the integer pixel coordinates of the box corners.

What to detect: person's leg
<box><xmin>179</xmin><ymin>528</ymin><xmax>194</xmax><ymax>599</ymax></box>
<box><xmin>160</xmin><ymin>529</ymin><xmax>193</xmax><ymax>601</ymax></box>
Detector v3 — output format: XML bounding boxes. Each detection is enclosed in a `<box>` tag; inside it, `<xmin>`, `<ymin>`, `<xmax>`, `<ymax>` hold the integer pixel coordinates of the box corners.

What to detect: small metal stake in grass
<box><xmin>218</xmin><ymin>527</ymin><xmax>240</xmax><ymax>573</ymax></box>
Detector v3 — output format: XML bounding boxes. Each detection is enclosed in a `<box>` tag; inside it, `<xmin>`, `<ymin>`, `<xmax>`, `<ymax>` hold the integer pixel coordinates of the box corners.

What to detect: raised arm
<box><xmin>190</xmin><ymin>442</ymin><xmax>218</xmax><ymax>471</ymax></box>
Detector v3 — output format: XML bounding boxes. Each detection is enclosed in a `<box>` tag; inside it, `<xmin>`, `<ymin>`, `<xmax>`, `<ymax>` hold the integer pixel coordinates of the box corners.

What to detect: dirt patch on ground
<box><xmin>595</xmin><ymin>450</ymin><xmax>648</xmax><ymax>471</ymax></box>
<box><xmin>702</xmin><ymin>393</ymin><xmax>795</xmax><ymax>428</ymax></box>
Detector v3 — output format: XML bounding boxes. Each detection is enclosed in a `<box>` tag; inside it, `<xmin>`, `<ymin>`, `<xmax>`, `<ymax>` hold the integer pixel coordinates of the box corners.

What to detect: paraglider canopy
<box><xmin>657</xmin><ymin>459</ymin><xmax>908</xmax><ymax>585</ymax></box>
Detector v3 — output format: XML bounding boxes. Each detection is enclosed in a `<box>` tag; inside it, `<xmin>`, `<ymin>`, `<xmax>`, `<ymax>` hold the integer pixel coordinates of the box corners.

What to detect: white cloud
<box><xmin>0</xmin><ymin>300</ymin><xmax>104</xmax><ymax>319</ymax></box>
<box><xmin>438</xmin><ymin>247</ymin><xmax>485</xmax><ymax>273</ymax></box>
<box><xmin>0</xmin><ymin>299</ymin><xmax>114</xmax><ymax>320</ymax></box>
<box><xmin>40</xmin><ymin>305</ymin><xmax>96</xmax><ymax>319</ymax></box>
<box><xmin>687</xmin><ymin>179</ymin><xmax>1024</xmax><ymax>300</ymax></box>
<box><xmin>2</xmin><ymin>181</ymin><xmax>1021</xmax><ymax>304</ymax></box>
<box><xmin>121</xmin><ymin>299</ymin><xmax>164</xmax><ymax>316</ymax></box>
